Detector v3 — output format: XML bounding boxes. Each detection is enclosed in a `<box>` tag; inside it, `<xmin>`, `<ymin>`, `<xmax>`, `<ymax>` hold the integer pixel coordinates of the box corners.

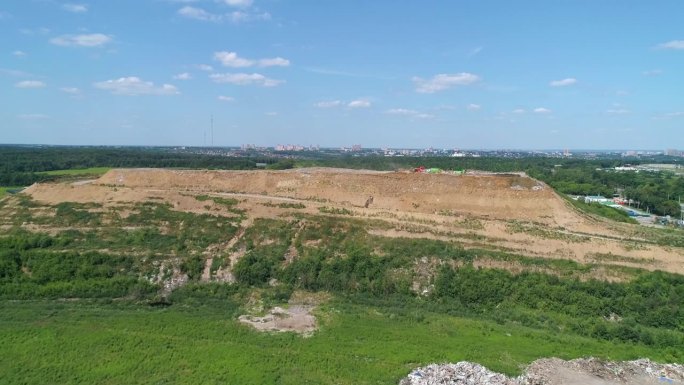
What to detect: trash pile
<box><xmin>400</xmin><ymin>362</ymin><xmax>517</xmax><ymax>385</ymax></box>
<box><xmin>400</xmin><ymin>358</ymin><xmax>684</xmax><ymax>385</ymax></box>
<box><xmin>523</xmin><ymin>357</ymin><xmax>684</xmax><ymax>384</ymax></box>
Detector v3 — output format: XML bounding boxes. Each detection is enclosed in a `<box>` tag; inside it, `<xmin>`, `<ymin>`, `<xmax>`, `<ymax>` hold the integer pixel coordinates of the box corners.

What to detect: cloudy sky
<box><xmin>1</xmin><ymin>0</ymin><xmax>683</xmax><ymax>149</ymax></box>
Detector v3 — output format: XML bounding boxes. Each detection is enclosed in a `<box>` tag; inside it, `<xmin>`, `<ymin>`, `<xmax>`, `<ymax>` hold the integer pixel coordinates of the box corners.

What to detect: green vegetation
<box><xmin>0</xmin><ymin>187</ymin><xmax>23</xmax><ymax>198</ymax></box>
<box><xmin>566</xmin><ymin>197</ymin><xmax>638</xmax><ymax>224</ymax></box>
<box><xmin>263</xmin><ymin>202</ymin><xmax>307</xmax><ymax>209</ymax></box>
<box><xmin>0</xmin><ymin>300</ymin><xmax>676</xmax><ymax>385</ymax></box>
<box><xmin>37</xmin><ymin>167</ymin><xmax>111</xmax><ymax>176</ymax></box>
<box><xmin>0</xmin><ymin>146</ymin><xmax>275</xmax><ymax>186</ymax></box>
<box><xmin>1</xmin><ymin>202</ymin><xmax>683</xmax><ymax>383</ymax></box>
<box><xmin>0</xmin><ymin>197</ymin><xmax>240</xmax><ymax>299</ymax></box>
<box><xmin>1</xmin><ymin>147</ymin><xmax>683</xmax><ymax>383</ymax></box>
<box><xmin>195</xmin><ymin>194</ymin><xmax>245</xmax><ymax>216</ymax></box>
<box><xmin>506</xmin><ymin>220</ymin><xmax>590</xmax><ymax>242</ymax></box>
<box><xmin>319</xmin><ymin>206</ymin><xmax>354</xmax><ymax>215</ymax></box>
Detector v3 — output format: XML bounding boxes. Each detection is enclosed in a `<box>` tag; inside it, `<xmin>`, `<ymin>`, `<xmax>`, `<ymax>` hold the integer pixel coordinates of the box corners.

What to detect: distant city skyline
<box><xmin>1</xmin><ymin>1</ymin><xmax>684</xmax><ymax>149</ymax></box>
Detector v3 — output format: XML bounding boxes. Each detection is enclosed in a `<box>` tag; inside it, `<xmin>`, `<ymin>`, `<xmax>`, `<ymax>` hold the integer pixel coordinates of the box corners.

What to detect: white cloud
<box><xmin>653</xmin><ymin>112</ymin><xmax>684</xmax><ymax>120</ymax></box>
<box><xmin>228</xmin><ymin>10</ymin><xmax>270</xmax><ymax>23</ymax></box>
<box><xmin>50</xmin><ymin>33</ymin><xmax>112</xmax><ymax>47</ymax></box>
<box><xmin>466</xmin><ymin>103</ymin><xmax>481</xmax><ymax>111</ymax></box>
<box><xmin>15</xmin><ymin>80</ymin><xmax>46</xmax><ymax>88</ymax></box>
<box><xmin>385</xmin><ymin>108</ymin><xmax>433</xmax><ymax>119</ymax></box>
<box><xmin>19</xmin><ymin>27</ymin><xmax>50</xmax><ymax>36</ymax></box>
<box><xmin>258</xmin><ymin>57</ymin><xmax>290</xmax><ymax>67</ymax></box>
<box><xmin>265</xmin><ymin>111</ymin><xmax>278</xmax><ymax>116</ymax></box>
<box><xmin>178</xmin><ymin>6</ymin><xmax>269</xmax><ymax>23</ymax></box>
<box><xmin>549</xmin><ymin>78</ymin><xmax>577</xmax><ymax>87</ymax></box>
<box><xmin>224</xmin><ymin>0</ymin><xmax>253</xmax><ymax>7</ymax></box>
<box><xmin>93</xmin><ymin>77</ymin><xmax>180</xmax><ymax>95</ymax></box>
<box><xmin>643</xmin><ymin>69</ymin><xmax>663</xmax><ymax>76</ymax></box>
<box><xmin>606</xmin><ymin>108</ymin><xmax>630</xmax><ymax>115</ymax></box>
<box><xmin>386</xmin><ymin>108</ymin><xmax>418</xmax><ymax>115</ymax></box>
<box><xmin>533</xmin><ymin>107</ymin><xmax>552</xmax><ymax>114</ymax></box>
<box><xmin>348</xmin><ymin>100</ymin><xmax>371</xmax><ymax>108</ymax></box>
<box><xmin>415</xmin><ymin>113</ymin><xmax>434</xmax><ymax>119</ymax></box>
<box><xmin>413</xmin><ymin>72</ymin><xmax>480</xmax><ymax>93</ymax></box>
<box><xmin>173</xmin><ymin>72</ymin><xmax>192</xmax><ymax>80</ymax></box>
<box><xmin>197</xmin><ymin>64</ymin><xmax>214</xmax><ymax>72</ymax></box>
<box><xmin>314</xmin><ymin>100</ymin><xmax>342</xmax><ymax>108</ymax></box>
<box><xmin>210</xmin><ymin>72</ymin><xmax>283</xmax><ymax>87</ymax></box>
<box><xmin>18</xmin><ymin>113</ymin><xmax>49</xmax><ymax>120</ymax></box>
<box><xmin>0</xmin><ymin>68</ymin><xmax>34</xmax><ymax>77</ymax></box>
<box><xmin>214</xmin><ymin>51</ymin><xmax>254</xmax><ymax>67</ymax></box>
<box><xmin>656</xmin><ymin>40</ymin><xmax>684</xmax><ymax>50</ymax></box>
<box><xmin>467</xmin><ymin>46</ymin><xmax>483</xmax><ymax>57</ymax></box>
<box><xmin>12</xmin><ymin>50</ymin><xmax>26</xmax><ymax>57</ymax></box>
<box><xmin>177</xmin><ymin>6</ymin><xmax>221</xmax><ymax>22</ymax></box>
<box><xmin>512</xmin><ymin>109</ymin><xmax>526</xmax><ymax>114</ymax></box>
<box><xmin>217</xmin><ymin>95</ymin><xmax>235</xmax><ymax>102</ymax></box>
<box><xmin>60</xmin><ymin>87</ymin><xmax>80</xmax><ymax>94</ymax></box>
<box><xmin>62</xmin><ymin>4</ymin><xmax>88</xmax><ymax>13</ymax></box>
<box><xmin>214</xmin><ymin>51</ymin><xmax>290</xmax><ymax>68</ymax></box>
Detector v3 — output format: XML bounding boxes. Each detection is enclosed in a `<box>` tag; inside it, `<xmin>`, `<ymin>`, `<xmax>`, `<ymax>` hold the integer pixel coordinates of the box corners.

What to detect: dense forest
<box><xmin>0</xmin><ymin>146</ymin><xmax>274</xmax><ymax>186</ymax></box>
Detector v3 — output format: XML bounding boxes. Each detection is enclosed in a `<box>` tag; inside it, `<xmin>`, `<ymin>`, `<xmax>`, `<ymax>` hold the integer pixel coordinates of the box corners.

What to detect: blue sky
<box><xmin>1</xmin><ymin>0</ymin><xmax>683</xmax><ymax>149</ymax></box>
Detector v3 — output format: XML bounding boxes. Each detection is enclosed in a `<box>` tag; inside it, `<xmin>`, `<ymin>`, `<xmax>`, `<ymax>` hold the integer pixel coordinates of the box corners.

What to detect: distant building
<box><xmin>665</xmin><ymin>149</ymin><xmax>683</xmax><ymax>157</ymax></box>
<box><xmin>584</xmin><ymin>195</ymin><xmax>611</xmax><ymax>204</ymax></box>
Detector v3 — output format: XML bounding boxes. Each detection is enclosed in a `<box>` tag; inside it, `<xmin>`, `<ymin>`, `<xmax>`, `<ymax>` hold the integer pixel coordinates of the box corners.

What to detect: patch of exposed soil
<box><xmin>238</xmin><ymin>305</ymin><xmax>317</xmax><ymax>336</ymax></box>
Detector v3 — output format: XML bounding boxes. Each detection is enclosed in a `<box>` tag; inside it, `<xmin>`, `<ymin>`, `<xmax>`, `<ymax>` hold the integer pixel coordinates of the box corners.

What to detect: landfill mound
<box><xmin>22</xmin><ymin>167</ymin><xmax>684</xmax><ymax>275</ymax></box>
<box><xmin>95</xmin><ymin>168</ymin><xmax>572</xmax><ymax>225</ymax></box>
<box><xmin>400</xmin><ymin>358</ymin><xmax>684</xmax><ymax>385</ymax></box>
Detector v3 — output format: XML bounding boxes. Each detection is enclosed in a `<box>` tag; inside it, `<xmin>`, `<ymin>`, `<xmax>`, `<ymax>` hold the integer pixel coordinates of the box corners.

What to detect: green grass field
<box><xmin>0</xmin><ymin>300</ymin><xmax>669</xmax><ymax>385</ymax></box>
<box><xmin>0</xmin><ymin>186</ymin><xmax>24</xmax><ymax>197</ymax></box>
<box><xmin>38</xmin><ymin>167</ymin><xmax>111</xmax><ymax>176</ymax></box>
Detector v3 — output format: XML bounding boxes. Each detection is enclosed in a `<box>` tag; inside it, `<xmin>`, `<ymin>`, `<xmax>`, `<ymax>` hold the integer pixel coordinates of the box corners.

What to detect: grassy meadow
<box><xmin>0</xmin><ymin>187</ymin><xmax>23</xmax><ymax>198</ymax></box>
<box><xmin>1</xmin><ymin>193</ymin><xmax>683</xmax><ymax>384</ymax></box>
<box><xmin>37</xmin><ymin>167</ymin><xmax>111</xmax><ymax>176</ymax></box>
<box><xmin>0</xmin><ymin>299</ymin><xmax>671</xmax><ymax>385</ymax></box>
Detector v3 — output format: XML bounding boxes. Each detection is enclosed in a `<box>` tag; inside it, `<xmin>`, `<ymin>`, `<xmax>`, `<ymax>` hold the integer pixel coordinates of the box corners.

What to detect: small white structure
<box><xmin>584</xmin><ymin>195</ymin><xmax>611</xmax><ymax>204</ymax></box>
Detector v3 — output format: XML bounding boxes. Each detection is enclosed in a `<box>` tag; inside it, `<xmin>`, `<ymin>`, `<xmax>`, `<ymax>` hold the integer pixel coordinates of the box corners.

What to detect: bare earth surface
<box><xmin>238</xmin><ymin>305</ymin><xmax>317</xmax><ymax>336</ymax></box>
<box><xmin>22</xmin><ymin>168</ymin><xmax>684</xmax><ymax>276</ymax></box>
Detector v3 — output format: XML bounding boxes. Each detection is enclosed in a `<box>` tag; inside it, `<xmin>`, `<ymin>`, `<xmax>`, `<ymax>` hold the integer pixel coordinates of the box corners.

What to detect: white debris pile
<box><xmin>522</xmin><ymin>357</ymin><xmax>684</xmax><ymax>384</ymax></box>
<box><xmin>627</xmin><ymin>358</ymin><xmax>684</xmax><ymax>382</ymax></box>
<box><xmin>400</xmin><ymin>358</ymin><xmax>684</xmax><ymax>385</ymax></box>
<box><xmin>399</xmin><ymin>362</ymin><xmax>518</xmax><ymax>385</ymax></box>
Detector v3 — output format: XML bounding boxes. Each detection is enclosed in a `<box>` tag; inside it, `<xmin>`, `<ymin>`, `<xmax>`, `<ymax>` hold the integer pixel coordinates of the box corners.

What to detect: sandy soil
<box><xmin>238</xmin><ymin>305</ymin><xmax>317</xmax><ymax>336</ymax></box>
<box><xmin>19</xmin><ymin>168</ymin><xmax>684</xmax><ymax>276</ymax></box>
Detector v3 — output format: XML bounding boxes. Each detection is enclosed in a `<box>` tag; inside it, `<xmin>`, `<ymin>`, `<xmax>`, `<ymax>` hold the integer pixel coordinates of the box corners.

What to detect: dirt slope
<box><xmin>96</xmin><ymin>168</ymin><xmax>577</xmax><ymax>226</ymax></box>
<box><xmin>21</xmin><ymin>168</ymin><xmax>684</xmax><ymax>275</ymax></box>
